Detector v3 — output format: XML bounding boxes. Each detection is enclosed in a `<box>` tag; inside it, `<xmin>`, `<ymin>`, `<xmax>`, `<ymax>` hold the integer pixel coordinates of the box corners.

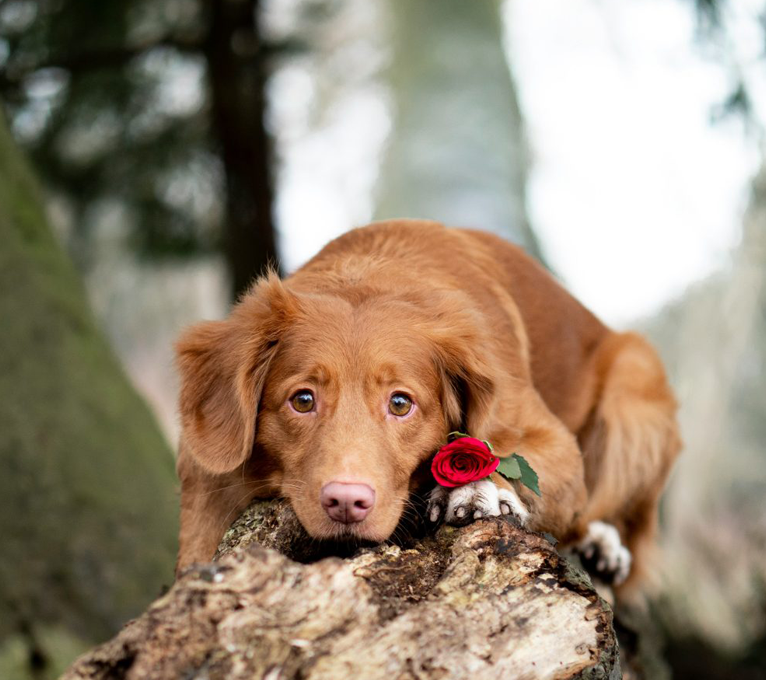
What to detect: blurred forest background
<box><xmin>1</xmin><ymin>0</ymin><xmax>765</xmax><ymax>678</ymax></box>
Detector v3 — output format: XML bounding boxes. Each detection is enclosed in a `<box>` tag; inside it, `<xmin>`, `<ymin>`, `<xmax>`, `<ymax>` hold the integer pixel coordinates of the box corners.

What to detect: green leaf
<box><xmin>447</xmin><ymin>431</ymin><xmax>470</xmax><ymax>441</ymax></box>
<box><xmin>496</xmin><ymin>453</ymin><xmax>542</xmax><ymax>497</ymax></box>
<box><xmin>512</xmin><ymin>453</ymin><xmax>541</xmax><ymax>497</ymax></box>
<box><xmin>483</xmin><ymin>439</ymin><xmax>494</xmax><ymax>452</ymax></box>
<box><xmin>496</xmin><ymin>456</ymin><xmax>521</xmax><ymax>480</ymax></box>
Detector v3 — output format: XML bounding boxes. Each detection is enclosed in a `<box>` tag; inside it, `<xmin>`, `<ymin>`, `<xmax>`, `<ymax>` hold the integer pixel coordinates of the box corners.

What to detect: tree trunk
<box><xmin>63</xmin><ymin>500</ymin><xmax>629</xmax><ymax>680</ymax></box>
<box><xmin>642</xmin><ymin>169</ymin><xmax>766</xmax><ymax>676</ymax></box>
<box><xmin>205</xmin><ymin>0</ymin><xmax>280</xmax><ymax>300</ymax></box>
<box><xmin>0</xmin><ymin>110</ymin><xmax>178</xmax><ymax>678</ymax></box>
<box><xmin>375</xmin><ymin>0</ymin><xmax>543</xmax><ymax>261</ymax></box>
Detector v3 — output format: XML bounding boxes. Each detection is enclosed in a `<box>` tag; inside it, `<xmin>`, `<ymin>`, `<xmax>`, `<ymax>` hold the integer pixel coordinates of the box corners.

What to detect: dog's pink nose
<box><xmin>320</xmin><ymin>482</ymin><xmax>375</xmax><ymax>524</ymax></box>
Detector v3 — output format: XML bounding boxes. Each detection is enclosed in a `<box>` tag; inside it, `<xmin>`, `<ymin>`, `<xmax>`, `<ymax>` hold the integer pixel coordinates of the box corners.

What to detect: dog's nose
<box><xmin>320</xmin><ymin>482</ymin><xmax>375</xmax><ymax>524</ymax></box>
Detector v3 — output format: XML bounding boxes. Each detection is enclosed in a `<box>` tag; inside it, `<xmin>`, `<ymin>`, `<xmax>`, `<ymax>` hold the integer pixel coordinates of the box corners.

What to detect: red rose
<box><xmin>431</xmin><ymin>437</ymin><xmax>499</xmax><ymax>488</ymax></box>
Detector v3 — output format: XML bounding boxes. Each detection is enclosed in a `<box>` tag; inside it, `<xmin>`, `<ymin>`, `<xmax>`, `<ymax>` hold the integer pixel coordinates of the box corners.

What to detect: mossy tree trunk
<box><xmin>0</xmin><ymin>110</ymin><xmax>178</xmax><ymax>678</ymax></box>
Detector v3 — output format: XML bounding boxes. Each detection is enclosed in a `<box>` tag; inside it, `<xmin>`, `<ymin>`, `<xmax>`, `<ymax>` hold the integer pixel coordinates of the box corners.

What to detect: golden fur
<box><xmin>175</xmin><ymin>220</ymin><xmax>680</xmax><ymax>595</ymax></box>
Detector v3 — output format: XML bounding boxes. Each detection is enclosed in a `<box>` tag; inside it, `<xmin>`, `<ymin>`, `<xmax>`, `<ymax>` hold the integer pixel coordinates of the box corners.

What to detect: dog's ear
<box><xmin>424</xmin><ymin>295</ymin><xmax>516</xmax><ymax>437</ymax></box>
<box><xmin>431</xmin><ymin>327</ymin><xmax>496</xmax><ymax>435</ymax></box>
<box><xmin>175</xmin><ymin>274</ymin><xmax>300</xmax><ymax>475</ymax></box>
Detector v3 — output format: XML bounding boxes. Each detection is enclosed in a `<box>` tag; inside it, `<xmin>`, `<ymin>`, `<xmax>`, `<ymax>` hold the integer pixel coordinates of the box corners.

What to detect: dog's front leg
<box><xmin>427</xmin><ymin>386</ymin><xmax>589</xmax><ymax>542</ymax></box>
<box><xmin>176</xmin><ymin>447</ymin><xmax>280</xmax><ymax>574</ymax></box>
<box><xmin>427</xmin><ymin>473</ymin><xmax>529</xmax><ymax>526</ymax></box>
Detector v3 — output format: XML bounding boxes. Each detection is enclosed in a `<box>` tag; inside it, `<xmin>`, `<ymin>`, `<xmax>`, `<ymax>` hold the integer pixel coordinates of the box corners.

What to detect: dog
<box><xmin>175</xmin><ymin>220</ymin><xmax>680</xmax><ymax>596</ymax></box>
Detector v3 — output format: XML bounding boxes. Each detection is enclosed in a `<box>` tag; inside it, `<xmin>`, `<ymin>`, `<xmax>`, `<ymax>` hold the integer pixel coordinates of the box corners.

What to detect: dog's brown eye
<box><xmin>389</xmin><ymin>393</ymin><xmax>413</xmax><ymax>417</ymax></box>
<box><xmin>290</xmin><ymin>390</ymin><xmax>315</xmax><ymax>413</ymax></box>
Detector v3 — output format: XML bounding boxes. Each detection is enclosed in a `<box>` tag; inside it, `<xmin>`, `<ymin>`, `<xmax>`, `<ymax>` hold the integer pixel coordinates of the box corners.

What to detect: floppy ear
<box><xmin>175</xmin><ymin>275</ymin><xmax>299</xmax><ymax>475</ymax></box>
<box><xmin>424</xmin><ymin>301</ymin><xmax>500</xmax><ymax>436</ymax></box>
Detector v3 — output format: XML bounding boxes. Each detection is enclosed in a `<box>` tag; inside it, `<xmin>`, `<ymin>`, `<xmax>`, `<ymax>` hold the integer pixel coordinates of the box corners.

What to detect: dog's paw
<box><xmin>427</xmin><ymin>479</ymin><xmax>529</xmax><ymax>527</ymax></box>
<box><xmin>576</xmin><ymin>521</ymin><xmax>632</xmax><ymax>586</ymax></box>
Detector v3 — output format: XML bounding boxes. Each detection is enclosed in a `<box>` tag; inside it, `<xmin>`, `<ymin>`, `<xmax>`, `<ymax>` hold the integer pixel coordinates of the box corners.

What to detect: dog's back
<box><xmin>299</xmin><ymin>221</ymin><xmax>609</xmax><ymax>429</ymax></box>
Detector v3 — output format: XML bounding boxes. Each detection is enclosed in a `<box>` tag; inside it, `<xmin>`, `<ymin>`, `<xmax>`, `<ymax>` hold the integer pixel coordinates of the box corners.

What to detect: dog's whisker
<box><xmin>193</xmin><ymin>478</ymin><xmax>308</xmax><ymax>501</ymax></box>
<box><xmin>220</xmin><ymin>486</ymin><xmax>270</xmax><ymax>528</ymax></box>
<box><xmin>193</xmin><ymin>480</ymin><xmax>277</xmax><ymax>499</ymax></box>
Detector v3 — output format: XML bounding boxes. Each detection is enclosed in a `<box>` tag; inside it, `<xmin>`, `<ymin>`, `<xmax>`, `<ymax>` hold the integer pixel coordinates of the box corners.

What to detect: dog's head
<box><xmin>176</xmin><ymin>274</ymin><xmax>499</xmax><ymax>542</ymax></box>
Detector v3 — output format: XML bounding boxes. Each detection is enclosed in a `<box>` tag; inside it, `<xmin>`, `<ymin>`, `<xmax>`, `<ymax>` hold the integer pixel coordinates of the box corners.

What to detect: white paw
<box><xmin>427</xmin><ymin>480</ymin><xmax>529</xmax><ymax>526</ymax></box>
<box><xmin>577</xmin><ymin>521</ymin><xmax>632</xmax><ymax>586</ymax></box>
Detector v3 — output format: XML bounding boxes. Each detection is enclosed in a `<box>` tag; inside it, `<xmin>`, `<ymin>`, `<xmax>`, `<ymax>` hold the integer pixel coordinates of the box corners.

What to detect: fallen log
<box><xmin>63</xmin><ymin>499</ymin><xmax>628</xmax><ymax>680</ymax></box>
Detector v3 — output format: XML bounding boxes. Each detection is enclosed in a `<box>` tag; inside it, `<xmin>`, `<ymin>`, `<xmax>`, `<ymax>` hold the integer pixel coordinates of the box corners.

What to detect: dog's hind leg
<box><xmin>577</xmin><ymin>332</ymin><xmax>681</xmax><ymax>596</ymax></box>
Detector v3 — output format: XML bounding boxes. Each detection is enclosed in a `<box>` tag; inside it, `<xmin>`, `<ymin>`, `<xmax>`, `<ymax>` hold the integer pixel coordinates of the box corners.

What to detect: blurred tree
<box><xmin>0</xmin><ymin>0</ymin><xmax>283</xmax><ymax>299</ymax></box>
<box><xmin>375</xmin><ymin>0</ymin><xmax>543</xmax><ymax>260</ymax></box>
<box><xmin>0</xmin><ymin>110</ymin><xmax>178</xmax><ymax>679</ymax></box>
<box><xmin>208</xmin><ymin>0</ymin><xmax>278</xmax><ymax>297</ymax></box>
<box><xmin>645</xmin><ymin>168</ymin><xmax>766</xmax><ymax>680</ymax></box>
<box><xmin>643</xmin><ymin>3</ymin><xmax>766</xmax><ymax>677</ymax></box>
<box><xmin>688</xmin><ymin>0</ymin><xmax>764</xmax><ymax>135</ymax></box>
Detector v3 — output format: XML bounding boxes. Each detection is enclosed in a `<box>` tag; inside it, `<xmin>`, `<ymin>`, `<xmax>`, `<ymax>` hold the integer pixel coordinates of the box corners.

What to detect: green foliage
<box><xmin>497</xmin><ymin>455</ymin><xmax>521</xmax><ymax>480</ymax></box>
<box><xmin>688</xmin><ymin>0</ymin><xmax>764</xmax><ymax>132</ymax></box>
<box><xmin>0</xmin><ymin>110</ymin><xmax>178</xmax><ymax>669</ymax></box>
<box><xmin>0</xmin><ymin>625</ymin><xmax>90</xmax><ymax>680</ymax></box>
<box><xmin>693</xmin><ymin>0</ymin><xmax>725</xmax><ymax>31</ymax></box>
<box><xmin>497</xmin><ymin>454</ymin><xmax>541</xmax><ymax>497</ymax></box>
<box><xmin>0</xmin><ymin>0</ymin><xmax>220</xmax><ymax>266</ymax></box>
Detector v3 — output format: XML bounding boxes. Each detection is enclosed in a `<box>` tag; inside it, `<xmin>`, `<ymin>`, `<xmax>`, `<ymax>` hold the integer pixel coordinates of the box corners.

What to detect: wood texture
<box><xmin>63</xmin><ymin>499</ymin><xmax>624</xmax><ymax>679</ymax></box>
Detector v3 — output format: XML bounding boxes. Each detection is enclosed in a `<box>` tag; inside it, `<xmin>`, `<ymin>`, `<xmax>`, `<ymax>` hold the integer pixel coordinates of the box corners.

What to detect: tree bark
<box><xmin>0</xmin><ymin>110</ymin><xmax>178</xmax><ymax>675</ymax></box>
<box><xmin>64</xmin><ymin>500</ymin><xmax>626</xmax><ymax>680</ymax></box>
<box><xmin>205</xmin><ymin>0</ymin><xmax>280</xmax><ymax>300</ymax></box>
<box><xmin>375</xmin><ymin>0</ymin><xmax>544</xmax><ymax>262</ymax></box>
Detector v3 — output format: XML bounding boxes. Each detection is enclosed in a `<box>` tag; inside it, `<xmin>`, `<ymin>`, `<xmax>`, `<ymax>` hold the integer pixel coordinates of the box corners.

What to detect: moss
<box><xmin>0</xmin><ymin>625</ymin><xmax>91</xmax><ymax>680</ymax></box>
<box><xmin>0</xmin><ymin>110</ymin><xmax>178</xmax><ymax>664</ymax></box>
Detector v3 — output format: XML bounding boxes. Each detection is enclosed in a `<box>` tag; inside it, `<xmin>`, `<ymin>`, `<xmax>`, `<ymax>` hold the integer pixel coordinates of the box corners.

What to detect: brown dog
<box><xmin>175</xmin><ymin>220</ymin><xmax>680</xmax><ymax>595</ymax></box>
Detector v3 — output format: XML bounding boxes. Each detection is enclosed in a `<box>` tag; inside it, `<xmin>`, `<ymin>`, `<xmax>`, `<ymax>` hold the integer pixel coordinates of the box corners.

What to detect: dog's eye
<box><xmin>290</xmin><ymin>390</ymin><xmax>315</xmax><ymax>413</ymax></box>
<box><xmin>389</xmin><ymin>393</ymin><xmax>413</xmax><ymax>417</ymax></box>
